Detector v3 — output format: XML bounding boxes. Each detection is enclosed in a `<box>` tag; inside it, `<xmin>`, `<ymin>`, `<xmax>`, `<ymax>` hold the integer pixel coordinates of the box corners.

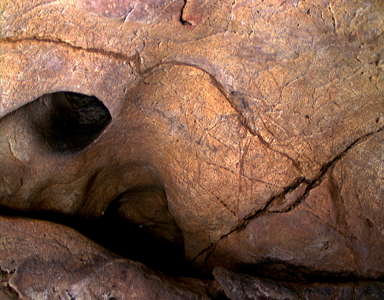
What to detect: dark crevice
<box><xmin>180</xmin><ymin>0</ymin><xmax>193</xmax><ymax>26</ymax></box>
<box><xmin>0</xmin><ymin>204</ymin><xmax>205</xmax><ymax>279</ymax></box>
<box><xmin>270</xmin><ymin>124</ymin><xmax>384</xmax><ymax>216</ymax></box>
<box><xmin>31</xmin><ymin>91</ymin><xmax>112</xmax><ymax>153</ymax></box>
<box><xmin>236</xmin><ymin>259</ymin><xmax>384</xmax><ymax>284</ymax></box>
<box><xmin>214</xmin><ymin>267</ymin><xmax>384</xmax><ymax>300</ymax></box>
<box><xmin>193</xmin><ymin>125</ymin><xmax>384</xmax><ymax>263</ymax></box>
<box><xmin>0</xmin><ymin>37</ymin><xmax>134</xmax><ymax>61</ymax></box>
<box><xmin>213</xmin><ymin>264</ymin><xmax>384</xmax><ymax>300</ymax></box>
<box><xmin>191</xmin><ymin>176</ymin><xmax>307</xmax><ymax>263</ymax></box>
<box><xmin>329</xmin><ymin>4</ymin><xmax>337</xmax><ymax>33</ymax></box>
<box><xmin>93</xmin><ymin>186</ymin><xmax>202</xmax><ymax>278</ymax></box>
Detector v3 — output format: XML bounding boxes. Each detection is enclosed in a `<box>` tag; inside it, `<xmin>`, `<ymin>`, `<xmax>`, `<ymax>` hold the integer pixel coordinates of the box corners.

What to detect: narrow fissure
<box><xmin>0</xmin><ymin>37</ymin><xmax>133</xmax><ymax>62</ymax></box>
<box><xmin>0</xmin><ymin>204</ymin><xmax>205</xmax><ymax>279</ymax></box>
<box><xmin>193</xmin><ymin>125</ymin><xmax>384</xmax><ymax>264</ymax></box>
<box><xmin>1</xmin><ymin>90</ymin><xmax>383</xmax><ymax>292</ymax></box>
<box><xmin>0</xmin><ymin>205</ymin><xmax>383</xmax><ymax>293</ymax></box>
<box><xmin>180</xmin><ymin>0</ymin><xmax>193</xmax><ymax>25</ymax></box>
<box><xmin>236</xmin><ymin>259</ymin><xmax>384</xmax><ymax>285</ymax></box>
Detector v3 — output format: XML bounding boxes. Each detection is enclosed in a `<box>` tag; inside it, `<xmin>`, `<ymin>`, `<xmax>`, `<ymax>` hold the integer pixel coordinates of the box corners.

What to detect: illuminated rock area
<box><xmin>0</xmin><ymin>0</ymin><xmax>383</xmax><ymax>298</ymax></box>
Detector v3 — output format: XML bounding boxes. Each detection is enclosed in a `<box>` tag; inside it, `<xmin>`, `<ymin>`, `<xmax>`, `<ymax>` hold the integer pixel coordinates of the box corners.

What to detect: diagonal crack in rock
<box><xmin>193</xmin><ymin>125</ymin><xmax>384</xmax><ymax>263</ymax></box>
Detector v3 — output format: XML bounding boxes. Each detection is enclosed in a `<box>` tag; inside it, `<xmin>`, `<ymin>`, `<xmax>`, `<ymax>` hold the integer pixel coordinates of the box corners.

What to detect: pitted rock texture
<box><xmin>0</xmin><ymin>0</ymin><xmax>383</xmax><ymax>298</ymax></box>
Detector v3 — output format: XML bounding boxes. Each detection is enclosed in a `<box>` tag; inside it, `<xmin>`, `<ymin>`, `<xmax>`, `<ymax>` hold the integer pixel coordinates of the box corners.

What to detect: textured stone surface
<box><xmin>205</xmin><ymin>130</ymin><xmax>384</xmax><ymax>279</ymax></box>
<box><xmin>0</xmin><ymin>0</ymin><xmax>383</xmax><ymax>298</ymax></box>
<box><xmin>0</xmin><ymin>216</ymin><xmax>212</xmax><ymax>299</ymax></box>
<box><xmin>214</xmin><ymin>267</ymin><xmax>384</xmax><ymax>300</ymax></box>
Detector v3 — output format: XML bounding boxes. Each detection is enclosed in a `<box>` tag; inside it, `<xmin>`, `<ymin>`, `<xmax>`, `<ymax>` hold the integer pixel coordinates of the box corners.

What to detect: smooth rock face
<box><xmin>0</xmin><ymin>0</ymin><xmax>383</xmax><ymax>298</ymax></box>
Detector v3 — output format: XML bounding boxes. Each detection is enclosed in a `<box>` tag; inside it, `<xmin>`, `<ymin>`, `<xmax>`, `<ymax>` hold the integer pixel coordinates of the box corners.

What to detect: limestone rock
<box><xmin>0</xmin><ymin>0</ymin><xmax>383</xmax><ymax>298</ymax></box>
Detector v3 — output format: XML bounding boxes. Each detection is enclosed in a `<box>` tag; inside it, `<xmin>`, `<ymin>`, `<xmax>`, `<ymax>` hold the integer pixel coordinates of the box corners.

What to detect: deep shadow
<box><xmin>0</xmin><ymin>205</ymin><xmax>205</xmax><ymax>279</ymax></box>
<box><xmin>31</xmin><ymin>91</ymin><xmax>111</xmax><ymax>152</ymax></box>
<box><xmin>237</xmin><ymin>259</ymin><xmax>384</xmax><ymax>284</ymax></box>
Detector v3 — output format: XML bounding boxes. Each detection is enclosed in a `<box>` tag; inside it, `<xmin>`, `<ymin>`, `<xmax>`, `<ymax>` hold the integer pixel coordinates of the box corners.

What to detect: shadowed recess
<box><xmin>0</xmin><ymin>203</ymin><xmax>204</xmax><ymax>279</ymax></box>
<box><xmin>31</xmin><ymin>91</ymin><xmax>112</xmax><ymax>152</ymax></box>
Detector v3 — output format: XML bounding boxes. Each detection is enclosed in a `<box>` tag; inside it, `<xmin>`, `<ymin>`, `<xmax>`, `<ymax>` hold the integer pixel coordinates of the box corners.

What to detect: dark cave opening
<box><xmin>1</xmin><ymin>92</ymin><xmax>383</xmax><ymax>296</ymax></box>
<box><xmin>82</xmin><ymin>201</ymin><xmax>204</xmax><ymax>278</ymax></box>
<box><xmin>0</xmin><ymin>91</ymin><xmax>205</xmax><ymax>279</ymax></box>
<box><xmin>31</xmin><ymin>91</ymin><xmax>112</xmax><ymax>152</ymax></box>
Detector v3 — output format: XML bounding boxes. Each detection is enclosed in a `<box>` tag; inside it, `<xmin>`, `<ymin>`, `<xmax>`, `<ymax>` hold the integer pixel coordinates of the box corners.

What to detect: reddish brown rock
<box><xmin>0</xmin><ymin>0</ymin><xmax>383</xmax><ymax>298</ymax></box>
<box><xmin>213</xmin><ymin>267</ymin><xmax>384</xmax><ymax>300</ymax></box>
<box><xmin>77</xmin><ymin>0</ymin><xmax>183</xmax><ymax>23</ymax></box>
<box><xmin>205</xmin><ymin>130</ymin><xmax>384</xmax><ymax>279</ymax></box>
<box><xmin>0</xmin><ymin>216</ymin><xmax>212</xmax><ymax>299</ymax></box>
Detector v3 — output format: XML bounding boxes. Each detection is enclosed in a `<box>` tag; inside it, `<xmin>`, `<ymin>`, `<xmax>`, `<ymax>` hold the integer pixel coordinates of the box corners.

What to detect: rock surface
<box><xmin>0</xmin><ymin>216</ymin><xmax>213</xmax><ymax>299</ymax></box>
<box><xmin>214</xmin><ymin>267</ymin><xmax>384</xmax><ymax>300</ymax></box>
<box><xmin>0</xmin><ymin>0</ymin><xmax>383</xmax><ymax>298</ymax></box>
